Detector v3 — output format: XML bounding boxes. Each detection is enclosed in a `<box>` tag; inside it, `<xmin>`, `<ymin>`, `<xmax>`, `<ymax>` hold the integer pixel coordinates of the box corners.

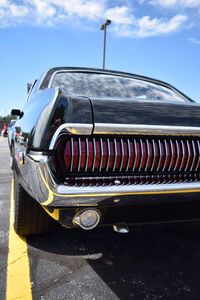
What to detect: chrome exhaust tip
<box><xmin>113</xmin><ymin>224</ymin><xmax>129</xmax><ymax>233</ymax></box>
<box><xmin>73</xmin><ymin>209</ymin><xmax>101</xmax><ymax>230</ymax></box>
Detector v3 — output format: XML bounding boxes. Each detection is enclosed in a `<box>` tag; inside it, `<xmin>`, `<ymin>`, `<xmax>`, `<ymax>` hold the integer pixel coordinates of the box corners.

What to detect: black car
<box><xmin>9</xmin><ymin>67</ymin><xmax>200</xmax><ymax>235</ymax></box>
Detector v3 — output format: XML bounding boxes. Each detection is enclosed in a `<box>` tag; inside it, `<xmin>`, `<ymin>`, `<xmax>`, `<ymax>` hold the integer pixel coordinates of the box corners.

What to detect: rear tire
<box><xmin>13</xmin><ymin>171</ymin><xmax>51</xmax><ymax>235</ymax></box>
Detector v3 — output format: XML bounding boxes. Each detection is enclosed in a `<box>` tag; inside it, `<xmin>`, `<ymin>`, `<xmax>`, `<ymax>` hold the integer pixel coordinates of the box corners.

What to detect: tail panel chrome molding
<box><xmin>93</xmin><ymin>123</ymin><xmax>200</xmax><ymax>136</ymax></box>
<box><xmin>49</xmin><ymin>123</ymin><xmax>200</xmax><ymax>150</ymax></box>
<box><xmin>49</xmin><ymin>123</ymin><xmax>93</xmax><ymax>149</ymax></box>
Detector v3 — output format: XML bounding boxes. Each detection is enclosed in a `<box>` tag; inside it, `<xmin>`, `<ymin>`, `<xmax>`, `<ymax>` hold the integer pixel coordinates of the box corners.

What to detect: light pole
<box><xmin>100</xmin><ymin>19</ymin><xmax>111</xmax><ymax>69</ymax></box>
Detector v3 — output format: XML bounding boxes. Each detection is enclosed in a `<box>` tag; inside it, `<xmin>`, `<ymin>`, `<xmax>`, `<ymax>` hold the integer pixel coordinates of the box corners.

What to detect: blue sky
<box><xmin>0</xmin><ymin>0</ymin><xmax>200</xmax><ymax>116</ymax></box>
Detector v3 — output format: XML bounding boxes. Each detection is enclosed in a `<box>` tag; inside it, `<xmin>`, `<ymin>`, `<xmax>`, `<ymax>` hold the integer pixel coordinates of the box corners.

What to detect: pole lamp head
<box><xmin>100</xmin><ymin>19</ymin><xmax>111</xmax><ymax>30</ymax></box>
<box><xmin>105</xmin><ymin>19</ymin><xmax>111</xmax><ymax>26</ymax></box>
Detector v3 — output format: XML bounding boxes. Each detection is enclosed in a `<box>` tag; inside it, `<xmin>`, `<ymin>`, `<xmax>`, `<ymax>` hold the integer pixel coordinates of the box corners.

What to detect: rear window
<box><xmin>51</xmin><ymin>72</ymin><xmax>187</xmax><ymax>102</ymax></box>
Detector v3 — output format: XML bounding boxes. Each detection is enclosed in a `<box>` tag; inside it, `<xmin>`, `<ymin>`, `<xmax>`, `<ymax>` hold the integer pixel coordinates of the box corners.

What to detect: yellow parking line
<box><xmin>6</xmin><ymin>179</ymin><xmax>32</xmax><ymax>300</ymax></box>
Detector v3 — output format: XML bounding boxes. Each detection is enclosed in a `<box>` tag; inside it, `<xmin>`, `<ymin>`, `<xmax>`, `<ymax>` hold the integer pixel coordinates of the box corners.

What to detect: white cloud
<box><xmin>0</xmin><ymin>0</ymin><xmax>190</xmax><ymax>38</ymax></box>
<box><xmin>188</xmin><ymin>37</ymin><xmax>200</xmax><ymax>44</ymax></box>
<box><xmin>32</xmin><ymin>0</ymin><xmax>56</xmax><ymax>18</ymax></box>
<box><xmin>10</xmin><ymin>5</ymin><xmax>29</xmax><ymax>17</ymax></box>
<box><xmin>0</xmin><ymin>0</ymin><xmax>9</xmax><ymax>7</ymax></box>
<box><xmin>42</xmin><ymin>0</ymin><xmax>105</xmax><ymax>21</ymax></box>
<box><xmin>111</xmin><ymin>14</ymin><xmax>187</xmax><ymax>37</ymax></box>
<box><xmin>105</xmin><ymin>6</ymin><xmax>134</xmax><ymax>25</ymax></box>
<box><xmin>135</xmin><ymin>14</ymin><xmax>187</xmax><ymax>37</ymax></box>
<box><xmin>149</xmin><ymin>0</ymin><xmax>200</xmax><ymax>8</ymax></box>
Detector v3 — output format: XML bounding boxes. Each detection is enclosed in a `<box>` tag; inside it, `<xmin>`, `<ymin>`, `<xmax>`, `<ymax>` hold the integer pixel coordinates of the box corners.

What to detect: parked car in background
<box><xmin>8</xmin><ymin>67</ymin><xmax>200</xmax><ymax>235</ymax></box>
<box><xmin>9</xmin><ymin>119</ymin><xmax>16</xmax><ymax>127</ymax></box>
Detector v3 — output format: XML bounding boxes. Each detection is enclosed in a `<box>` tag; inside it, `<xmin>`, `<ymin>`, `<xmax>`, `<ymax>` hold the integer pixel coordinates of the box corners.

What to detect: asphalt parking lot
<box><xmin>1</xmin><ymin>137</ymin><xmax>200</xmax><ymax>299</ymax></box>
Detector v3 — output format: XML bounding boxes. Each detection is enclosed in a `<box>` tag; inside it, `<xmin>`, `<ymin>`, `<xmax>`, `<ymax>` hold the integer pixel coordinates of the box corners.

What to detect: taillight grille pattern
<box><xmin>64</xmin><ymin>173</ymin><xmax>200</xmax><ymax>187</ymax></box>
<box><xmin>57</xmin><ymin>136</ymin><xmax>200</xmax><ymax>175</ymax></box>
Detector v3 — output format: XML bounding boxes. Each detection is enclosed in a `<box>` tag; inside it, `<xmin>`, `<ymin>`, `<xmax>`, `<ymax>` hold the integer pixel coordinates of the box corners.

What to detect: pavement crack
<box><xmin>0</xmin><ymin>265</ymin><xmax>7</xmax><ymax>273</ymax></box>
<box><xmin>0</xmin><ymin>254</ymin><xmax>27</xmax><ymax>273</ymax></box>
<box><xmin>5</xmin><ymin>254</ymin><xmax>27</xmax><ymax>270</ymax></box>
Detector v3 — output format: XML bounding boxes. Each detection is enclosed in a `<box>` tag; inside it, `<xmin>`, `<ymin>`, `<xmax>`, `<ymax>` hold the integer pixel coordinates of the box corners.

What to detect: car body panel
<box><xmin>91</xmin><ymin>98</ymin><xmax>200</xmax><ymax>127</ymax></box>
<box><xmin>12</xmin><ymin>88</ymin><xmax>93</xmax><ymax>150</ymax></box>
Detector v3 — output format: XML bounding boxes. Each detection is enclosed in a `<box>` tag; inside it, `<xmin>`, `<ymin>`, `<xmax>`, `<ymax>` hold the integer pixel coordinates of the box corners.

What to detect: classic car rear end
<box><xmin>9</xmin><ymin>67</ymin><xmax>200</xmax><ymax>235</ymax></box>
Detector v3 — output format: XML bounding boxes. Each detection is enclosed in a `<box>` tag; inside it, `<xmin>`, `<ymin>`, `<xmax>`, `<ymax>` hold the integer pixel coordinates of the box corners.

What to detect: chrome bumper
<box><xmin>24</xmin><ymin>153</ymin><xmax>200</xmax><ymax>209</ymax></box>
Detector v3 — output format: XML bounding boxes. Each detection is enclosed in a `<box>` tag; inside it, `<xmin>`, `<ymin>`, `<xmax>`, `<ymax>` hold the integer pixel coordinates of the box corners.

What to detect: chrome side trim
<box><xmin>49</xmin><ymin>123</ymin><xmax>93</xmax><ymax>149</ymax></box>
<box><xmin>94</xmin><ymin>123</ymin><xmax>200</xmax><ymax>136</ymax></box>
<box><xmin>27</xmin><ymin>153</ymin><xmax>49</xmax><ymax>163</ymax></box>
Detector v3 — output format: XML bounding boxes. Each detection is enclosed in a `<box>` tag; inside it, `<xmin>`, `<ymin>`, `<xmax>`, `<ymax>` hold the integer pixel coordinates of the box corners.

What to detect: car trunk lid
<box><xmin>89</xmin><ymin>98</ymin><xmax>200</xmax><ymax>133</ymax></box>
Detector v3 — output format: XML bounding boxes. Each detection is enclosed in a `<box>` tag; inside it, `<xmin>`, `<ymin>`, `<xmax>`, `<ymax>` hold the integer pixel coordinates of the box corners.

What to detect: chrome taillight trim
<box><xmin>185</xmin><ymin>140</ymin><xmax>191</xmax><ymax>171</ymax></box>
<box><xmin>145</xmin><ymin>139</ymin><xmax>150</xmax><ymax>172</ymax></box>
<box><xmin>70</xmin><ymin>137</ymin><xmax>74</xmax><ymax>172</ymax></box>
<box><xmin>151</xmin><ymin>139</ymin><xmax>156</xmax><ymax>172</ymax></box>
<box><xmin>126</xmin><ymin>139</ymin><xmax>131</xmax><ymax>172</ymax></box>
<box><xmin>168</xmin><ymin>140</ymin><xmax>174</xmax><ymax>171</ymax></box>
<box><xmin>119</xmin><ymin>139</ymin><xmax>124</xmax><ymax>172</ymax></box>
<box><xmin>99</xmin><ymin>138</ymin><xmax>103</xmax><ymax>172</ymax></box>
<box><xmin>113</xmin><ymin>138</ymin><xmax>117</xmax><ymax>172</ymax></box>
<box><xmin>85</xmin><ymin>138</ymin><xmax>89</xmax><ymax>172</ymax></box>
<box><xmin>195</xmin><ymin>140</ymin><xmax>200</xmax><ymax>171</ymax></box>
<box><xmin>157</xmin><ymin>139</ymin><xmax>162</xmax><ymax>171</ymax></box>
<box><xmin>132</xmin><ymin>139</ymin><xmax>138</xmax><ymax>171</ymax></box>
<box><xmin>49</xmin><ymin>123</ymin><xmax>93</xmax><ymax>149</ymax></box>
<box><xmin>190</xmin><ymin>140</ymin><xmax>196</xmax><ymax>171</ymax></box>
<box><xmin>174</xmin><ymin>140</ymin><xmax>179</xmax><ymax>171</ymax></box>
<box><xmin>93</xmin><ymin>123</ymin><xmax>200</xmax><ymax>136</ymax></box>
<box><xmin>92</xmin><ymin>138</ymin><xmax>96</xmax><ymax>172</ymax></box>
<box><xmin>78</xmin><ymin>138</ymin><xmax>81</xmax><ymax>172</ymax></box>
<box><xmin>162</xmin><ymin>140</ymin><xmax>168</xmax><ymax>171</ymax></box>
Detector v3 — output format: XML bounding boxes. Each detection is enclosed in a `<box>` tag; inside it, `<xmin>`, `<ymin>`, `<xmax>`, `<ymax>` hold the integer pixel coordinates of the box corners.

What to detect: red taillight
<box><xmin>58</xmin><ymin>136</ymin><xmax>200</xmax><ymax>175</ymax></box>
<box><xmin>64</xmin><ymin>140</ymin><xmax>71</xmax><ymax>169</ymax></box>
<box><xmin>80</xmin><ymin>140</ymin><xmax>86</xmax><ymax>170</ymax></box>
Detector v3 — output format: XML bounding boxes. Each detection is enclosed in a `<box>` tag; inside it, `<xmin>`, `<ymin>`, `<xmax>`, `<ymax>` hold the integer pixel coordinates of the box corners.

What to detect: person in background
<box><xmin>3</xmin><ymin>123</ymin><xmax>8</xmax><ymax>137</ymax></box>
